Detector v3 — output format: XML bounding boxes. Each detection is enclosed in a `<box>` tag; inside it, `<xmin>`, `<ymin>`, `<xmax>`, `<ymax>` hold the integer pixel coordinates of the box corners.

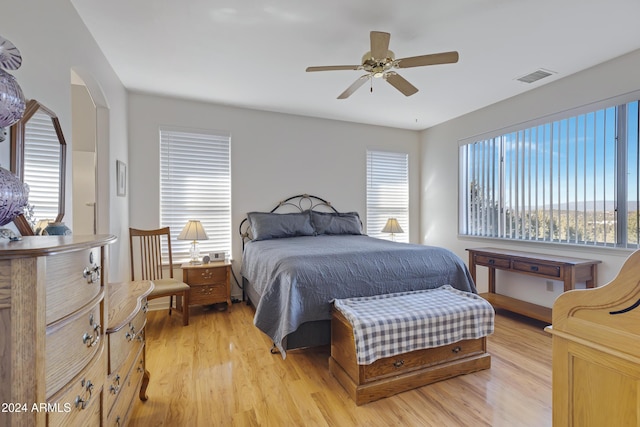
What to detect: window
<box><xmin>366</xmin><ymin>150</ymin><xmax>409</xmax><ymax>242</ymax></box>
<box><xmin>160</xmin><ymin>128</ymin><xmax>231</xmax><ymax>262</ymax></box>
<box><xmin>459</xmin><ymin>99</ymin><xmax>640</xmax><ymax>249</ymax></box>
<box><xmin>23</xmin><ymin>110</ymin><xmax>62</xmax><ymax>223</ymax></box>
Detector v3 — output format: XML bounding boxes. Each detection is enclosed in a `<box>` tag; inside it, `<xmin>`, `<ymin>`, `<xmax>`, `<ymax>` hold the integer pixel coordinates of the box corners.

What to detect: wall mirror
<box><xmin>10</xmin><ymin>99</ymin><xmax>67</xmax><ymax>235</ymax></box>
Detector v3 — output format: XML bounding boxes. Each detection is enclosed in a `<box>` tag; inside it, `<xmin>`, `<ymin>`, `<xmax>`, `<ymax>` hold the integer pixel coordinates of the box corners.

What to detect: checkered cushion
<box><xmin>333</xmin><ymin>285</ymin><xmax>495</xmax><ymax>365</ymax></box>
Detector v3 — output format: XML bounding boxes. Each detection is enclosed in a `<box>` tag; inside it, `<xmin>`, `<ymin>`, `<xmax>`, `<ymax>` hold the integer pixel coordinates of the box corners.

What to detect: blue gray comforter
<box><xmin>240</xmin><ymin>235</ymin><xmax>476</xmax><ymax>355</ymax></box>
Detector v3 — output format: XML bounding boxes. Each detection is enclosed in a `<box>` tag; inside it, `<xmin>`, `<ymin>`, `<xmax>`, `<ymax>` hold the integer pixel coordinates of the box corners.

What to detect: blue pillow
<box><xmin>310</xmin><ymin>211</ymin><xmax>363</xmax><ymax>235</ymax></box>
<box><xmin>247</xmin><ymin>211</ymin><xmax>315</xmax><ymax>241</ymax></box>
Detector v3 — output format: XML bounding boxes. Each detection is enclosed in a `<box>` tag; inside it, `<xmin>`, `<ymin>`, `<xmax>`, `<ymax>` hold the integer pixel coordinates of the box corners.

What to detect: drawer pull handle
<box><xmin>75</xmin><ymin>395</ymin><xmax>87</xmax><ymax>410</ymax></box>
<box><xmin>75</xmin><ymin>377</ymin><xmax>95</xmax><ymax>410</ymax></box>
<box><xmin>126</xmin><ymin>323</ymin><xmax>137</xmax><ymax>341</ymax></box>
<box><xmin>530</xmin><ymin>266</ymin><xmax>539</xmax><ymax>272</ymax></box>
<box><xmin>202</xmin><ymin>272</ymin><xmax>213</xmax><ymax>280</ymax></box>
<box><xmin>81</xmin><ymin>379</ymin><xmax>94</xmax><ymax>398</ymax></box>
<box><xmin>82</xmin><ymin>323</ymin><xmax>101</xmax><ymax>347</ymax></box>
<box><xmin>488</xmin><ymin>259</ymin><xmax>495</xmax><ymax>265</ymax></box>
<box><xmin>393</xmin><ymin>360</ymin><xmax>404</xmax><ymax>368</ymax></box>
<box><xmin>452</xmin><ymin>346</ymin><xmax>462</xmax><ymax>353</ymax></box>
<box><xmin>82</xmin><ymin>264</ymin><xmax>101</xmax><ymax>284</ymax></box>
<box><xmin>110</xmin><ymin>375</ymin><xmax>121</xmax><ymax>395</ymax></box>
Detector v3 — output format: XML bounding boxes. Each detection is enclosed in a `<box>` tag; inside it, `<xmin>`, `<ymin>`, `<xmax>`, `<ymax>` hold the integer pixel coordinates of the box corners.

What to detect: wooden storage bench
<box><xmin>329</xmin><ymin>286</ymin><xmax>494</xmax><ymax>405</ymax></box>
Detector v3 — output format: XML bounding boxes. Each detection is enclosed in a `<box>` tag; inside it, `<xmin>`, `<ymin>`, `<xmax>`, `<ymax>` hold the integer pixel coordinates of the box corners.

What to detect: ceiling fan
<box><xmin>306</xmin><ymin>31</ymin><xmax>459</xmax><ymax>99</ymax></box>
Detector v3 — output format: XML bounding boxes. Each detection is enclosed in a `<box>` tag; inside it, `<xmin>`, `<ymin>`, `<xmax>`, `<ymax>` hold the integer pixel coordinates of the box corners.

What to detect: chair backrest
<box><xmin>129</xmin><ymin>227</ymin><xmax>175</xmax><ymax>281</ymax></box>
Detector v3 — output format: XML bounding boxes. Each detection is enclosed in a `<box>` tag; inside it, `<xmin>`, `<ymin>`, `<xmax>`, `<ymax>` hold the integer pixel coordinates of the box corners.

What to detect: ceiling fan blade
<box><xmin>385</xmin><ymin>73</ymin><xmax>418</xmax><ymax>97</ymax></box>
<box><xmin>337</xmin><ymin>75</ymin><xmax>369</xmax><ymax>99</ymax></box>
<box><xmin>396</xmin><ymin>51</ymin><xmax>459</xmax><ymax>68</ymax></box>
<box><xmin>306</xmin><ymin>65</ymin><xmax>360</xmax><ymax>72</ymax></box>
<box><xmin>370</xmin><ymin>31</ymin><xmax>391</xmax><ymax>59</ymax></box>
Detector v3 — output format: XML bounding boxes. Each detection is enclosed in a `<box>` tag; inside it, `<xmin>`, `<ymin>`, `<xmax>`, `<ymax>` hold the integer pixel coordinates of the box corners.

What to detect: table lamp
<box><xmin>178</xmin><ymin>220</ymin><xmax>209</xmax><ymax>264</ymax></box>
<box><xmin>382</xmin><ymin>218</ymin><xmax>404</xmax><ymax>241</ymax></box>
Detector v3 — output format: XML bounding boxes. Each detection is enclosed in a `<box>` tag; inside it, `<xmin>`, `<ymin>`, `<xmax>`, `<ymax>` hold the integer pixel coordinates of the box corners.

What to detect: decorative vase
<box><xmin>43</xmin><ymin>222</ymin><xmax>72</xmax><ymax>236</ymax></box>
<box><xmin>0</xmin><ymin>166</ymin><xmax>29</xmax><ymax>226</ymax></box>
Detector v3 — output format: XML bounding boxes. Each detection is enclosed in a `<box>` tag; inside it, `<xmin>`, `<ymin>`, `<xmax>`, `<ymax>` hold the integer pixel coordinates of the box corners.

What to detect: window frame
<box><xmin>159</xmin><ymin>127</ymin><xmax>232</xmax><ymax>263</ymax></box>
<box><xmin>458</xmin><ymin>91</ymin><xmax>640</xmax><ymax>250</ymax></box>
<box><xmin>366</xmin><ymin>149</ymin><xmax>409</xmax><ymax>242</ymax></box>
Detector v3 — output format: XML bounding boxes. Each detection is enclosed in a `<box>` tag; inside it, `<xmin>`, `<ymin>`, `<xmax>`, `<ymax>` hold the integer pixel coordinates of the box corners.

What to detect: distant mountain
<box><xmin>531</xmin><ymin>201</ymin><xmax>639</xmax><ymax>211</ymax></box>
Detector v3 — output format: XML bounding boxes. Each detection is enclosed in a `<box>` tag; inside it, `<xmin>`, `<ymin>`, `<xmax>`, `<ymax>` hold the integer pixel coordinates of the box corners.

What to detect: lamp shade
<box><xmin>381</xmin><ymin>218</ymin><xmax>404</xmax><ymax>234</ymax></box>
<box><xmin>178</xmin><ymin>220</ymin><xmax>209</xmax><ymax>241</ymax></box>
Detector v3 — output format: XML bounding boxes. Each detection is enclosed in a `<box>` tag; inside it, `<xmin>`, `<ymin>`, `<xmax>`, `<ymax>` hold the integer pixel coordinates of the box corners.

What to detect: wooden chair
<box><xmin>129</xmin><ymin>227</ymin><xmax>190</xmax><ymax>326</ymax></box>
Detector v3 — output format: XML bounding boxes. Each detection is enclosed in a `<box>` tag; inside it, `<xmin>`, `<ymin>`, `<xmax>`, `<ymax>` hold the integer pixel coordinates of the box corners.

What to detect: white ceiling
<box><xmin>70</xmin><ymin>0</ymin><xmax>640</xmax><ymax>131</ymax></box>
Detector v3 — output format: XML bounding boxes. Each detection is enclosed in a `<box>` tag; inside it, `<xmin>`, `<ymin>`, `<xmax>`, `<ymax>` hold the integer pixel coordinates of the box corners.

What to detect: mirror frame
<box><xmin>9</xmin><ymin>99</ymin><xmax>67</xmax><ymax>236</ymax></box>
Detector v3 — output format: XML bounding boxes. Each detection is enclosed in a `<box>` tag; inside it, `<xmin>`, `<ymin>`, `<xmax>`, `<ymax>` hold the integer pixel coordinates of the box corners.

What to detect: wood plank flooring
<box><xmin>129</xmin><ymin>303</ymin><xmax>552</xmax><ymax>427</ymax></box>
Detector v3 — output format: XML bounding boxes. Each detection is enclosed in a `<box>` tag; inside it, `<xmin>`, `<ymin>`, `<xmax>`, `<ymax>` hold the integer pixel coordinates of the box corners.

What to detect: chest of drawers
<box><xmin>105</xmin><ymin>280</ymin><xmax>153</xmax><ymax>426</ymax></box>
<box><xmin>0</xmin><ymin>235</ymin><xmax>116</xmax><ymax>427</ymax></box>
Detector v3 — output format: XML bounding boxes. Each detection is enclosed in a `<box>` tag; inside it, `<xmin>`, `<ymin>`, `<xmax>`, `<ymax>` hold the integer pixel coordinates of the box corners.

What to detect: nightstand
<box><xmin>181</xmin><ymin>261</ymin><xmax>232</xmax><ymax>308</ymax></box>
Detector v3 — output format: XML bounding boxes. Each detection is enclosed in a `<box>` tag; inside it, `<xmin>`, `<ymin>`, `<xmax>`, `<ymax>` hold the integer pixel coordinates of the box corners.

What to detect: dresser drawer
<box><xmin>189</xmin><ymin>284</ymin><xmax>228</xmax><ymax>305</ymax></box>
<box><xmin>107</xmin><ymin>348</ymin><xmax>146</xmax><ymax>427</ymax></box>
<box><xmin>46</xmin><ymin>298</ymin><xmax>103</xmax><ymax>398</ymax></box>
<box><xmin>108</xmin><ymin>304</ymin><xmax>146</xmax><ymax>374</ymax></box>
<box><xmin>46</xmin><ymin>247</ymin><xmax>103</xmax><ymax>324</ymax></box>
<box><xmin>474</xmin><ymin>254</ymin><xmax>511</xmax><ymax>269</ymax></box>
<box><xmin>106</xmin><ymin>341</ymin><xmax>143</xmax><ymax>415</ymax></box>
<box><xmin>46</xmin><ymin>348</ymin><xmax>106</xmax><ymax>427</ymax></box>
<box><xmin>513</xmin><ymin>260</ymin><xmax>561</xmax><ymax>278</ymax></box>
<box><xmin>361</xmin><ymin>338</ymin><xmax>486</xmax><ymax>382</ymax></box>
<box><xmin>185</xmin><ymin>265</ymin><xmax>227</xmax><ymax>285</ymax></box>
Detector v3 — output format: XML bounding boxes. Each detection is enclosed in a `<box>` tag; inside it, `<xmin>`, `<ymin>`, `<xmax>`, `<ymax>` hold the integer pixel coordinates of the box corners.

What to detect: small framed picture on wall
<box><xmin>116</xmin><ymin>160</ymin><xmax>127</xmax><ymax>197</ymax></box>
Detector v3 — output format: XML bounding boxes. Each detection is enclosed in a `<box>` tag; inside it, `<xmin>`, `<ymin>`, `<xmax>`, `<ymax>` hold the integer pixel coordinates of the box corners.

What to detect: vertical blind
<box><xmin>23</xmin><ymin>111</ymin><xmax>62</xmax><ymax>223</ymax></box>
<box><xmin>366</xmin><ymin>150</ymin><xmax>409</xmax><ymax>242</ymax></box>
<box><xmin>160</xmin><ymin>128</ymin><xmax>231</xmax><ymax>263</ymax></box>
<box><xmin>459</xmin><ymin>100</ymin><xmax>640</xmax><ymax>249</ymax></box>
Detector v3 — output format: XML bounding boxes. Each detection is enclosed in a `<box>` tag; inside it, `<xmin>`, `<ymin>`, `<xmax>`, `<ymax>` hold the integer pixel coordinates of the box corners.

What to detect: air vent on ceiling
<box><xmin>516</xmin><ymin>68</ymin><xmax>556</xmax><ymax>84</ymax></box>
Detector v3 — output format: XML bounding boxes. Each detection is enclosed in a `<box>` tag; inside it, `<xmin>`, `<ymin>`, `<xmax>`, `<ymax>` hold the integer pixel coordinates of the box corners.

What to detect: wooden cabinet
<box><xmin>0</xmin><ymin>235</ymin><xmax>153</xmax><ymax>427</ymax></box>
<box><xmin>546</xmin><ymin>250</ymin><xmax>640</xmax><ymax>426</ymax></box>
<box><xmin>0</xmin><ymin>235</ymin><xmax>115</xmax><ymax>427</ymax></box>
<box><xmin>181</xmin><ymin>261</ymin><xmax>231</xmax><ymax>307</ymax></box>
<box><xmin>466</xmin><ymin>247</ymin><xmax>600</xmax><ymax>323</ymax></box>
<box><xmin>105</xmin><ymin>280</ymin><xmax>153</xmax><ymax>427</ymax></box>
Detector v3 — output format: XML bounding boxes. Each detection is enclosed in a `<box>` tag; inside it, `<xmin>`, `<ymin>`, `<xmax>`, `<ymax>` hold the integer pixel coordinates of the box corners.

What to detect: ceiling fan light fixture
<box><xmin>306</xmin><ymin>31</ymin><xmax>459</xmax><ymax>99</ymax></box>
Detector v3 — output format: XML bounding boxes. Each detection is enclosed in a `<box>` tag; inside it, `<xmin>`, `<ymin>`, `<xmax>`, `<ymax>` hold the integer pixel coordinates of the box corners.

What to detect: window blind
<box><xmin>23</xmin><ymin>111</ymin><xmax>62</xmax><ymax>222</ymax></box>
<box><xmin>366</xmin><ymin>150</ymin><xmax>409</xmax><ymax>242</ymax></box>
<box><xmin>459</xmin><ymin>100</ymin><xmax>640</xmax><ymax>249</ymax></box>
<box><xmin>160</xmin><ymin>128</ymin><xmax>231</xmax><ymax>263</ymax></box>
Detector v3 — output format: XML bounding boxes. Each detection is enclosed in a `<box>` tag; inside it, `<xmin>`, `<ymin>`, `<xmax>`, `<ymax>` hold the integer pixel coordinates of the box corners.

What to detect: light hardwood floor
<box><xmin>129</xmin><ymin>303</ymin><xmax>552</xmax><ymax>427</ymax></box>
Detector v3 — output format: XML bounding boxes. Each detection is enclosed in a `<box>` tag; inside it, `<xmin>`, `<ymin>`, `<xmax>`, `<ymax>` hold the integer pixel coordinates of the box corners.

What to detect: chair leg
<box><xmin>182</xmin><ymin>290</ymin><xmax>189</xmax><ymax>326</ymax></box>
<box><xmin>169</xmin><ymin>295</ymin><xmax>173</xmax><ymax>316</ymax></box>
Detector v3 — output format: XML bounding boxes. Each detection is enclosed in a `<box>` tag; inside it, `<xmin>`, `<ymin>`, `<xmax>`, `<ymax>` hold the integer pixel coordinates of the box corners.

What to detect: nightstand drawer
<box><xmin>186</xmin><ymin>265</ymin><xmax>227</xmax><ymax>285</ymax></box>
<box><xmin>190</xmin><ymin>284</ymin><xmax>228</xmax><ymax>305</ymax></box>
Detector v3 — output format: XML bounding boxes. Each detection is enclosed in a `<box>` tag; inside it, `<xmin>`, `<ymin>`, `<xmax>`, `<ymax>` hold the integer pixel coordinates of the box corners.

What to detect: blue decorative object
<box><xmin>43</xmin><ymin>222</ymin><xmax>72</xmax><ymax>236</ymax></box>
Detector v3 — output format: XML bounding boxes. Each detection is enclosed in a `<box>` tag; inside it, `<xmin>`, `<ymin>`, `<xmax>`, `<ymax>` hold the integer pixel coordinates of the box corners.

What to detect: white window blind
<box><xmin>366</xmin><ymin>150</ymin><xmax>409</xmax><ymax>242</ymax></box>
<box><xmin>23</xmin><ymin>110</ymin><xmax>62</xmax><ymax>223</ymax></box>
<box><xmin>160</xmin><ymin>128</ymin><xmax>231</xmax><ymax>263</ymax></box>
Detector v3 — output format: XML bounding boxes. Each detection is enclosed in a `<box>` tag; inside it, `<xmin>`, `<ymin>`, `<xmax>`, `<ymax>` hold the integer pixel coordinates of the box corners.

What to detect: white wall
<box><xmin>128</xmin><ymin>92</ymin><xmax>420</xmax><ymax>299</ymax></box>
<box><xmin>421</xmin><ymin>48</ymin><xmax>640</xmax><ymax>307</ymax></box>
<box><xmin>2</xmin><ymin>0</ymin><xmax>130</xmax><ymax>281</ymax></box>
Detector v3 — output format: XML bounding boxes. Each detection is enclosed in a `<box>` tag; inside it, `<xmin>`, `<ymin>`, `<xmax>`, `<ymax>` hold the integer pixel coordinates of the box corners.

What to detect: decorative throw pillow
<box><xmin>247</xmin><ymin>211</ymin><xmax>315</xmax><ymax>241</ymax></box>
<box><xmin>310</xmin><ymin>211</ymin><xmax>363</xmax><ymax>235</ymax></box>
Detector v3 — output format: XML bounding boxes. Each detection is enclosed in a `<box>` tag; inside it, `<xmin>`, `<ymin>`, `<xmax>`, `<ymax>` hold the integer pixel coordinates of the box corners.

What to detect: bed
<box><xmin>239</xmin><ymin>194</ymin><xmax>477</xmax><ymax>356</ymax></box>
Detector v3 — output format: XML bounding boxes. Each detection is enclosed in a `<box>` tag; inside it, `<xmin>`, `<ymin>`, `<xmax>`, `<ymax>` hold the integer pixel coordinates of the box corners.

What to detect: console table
<box><xmin>466</xmin><ymin>247</ymin><xmax>600</xmax><ymax>323</ymax></box>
